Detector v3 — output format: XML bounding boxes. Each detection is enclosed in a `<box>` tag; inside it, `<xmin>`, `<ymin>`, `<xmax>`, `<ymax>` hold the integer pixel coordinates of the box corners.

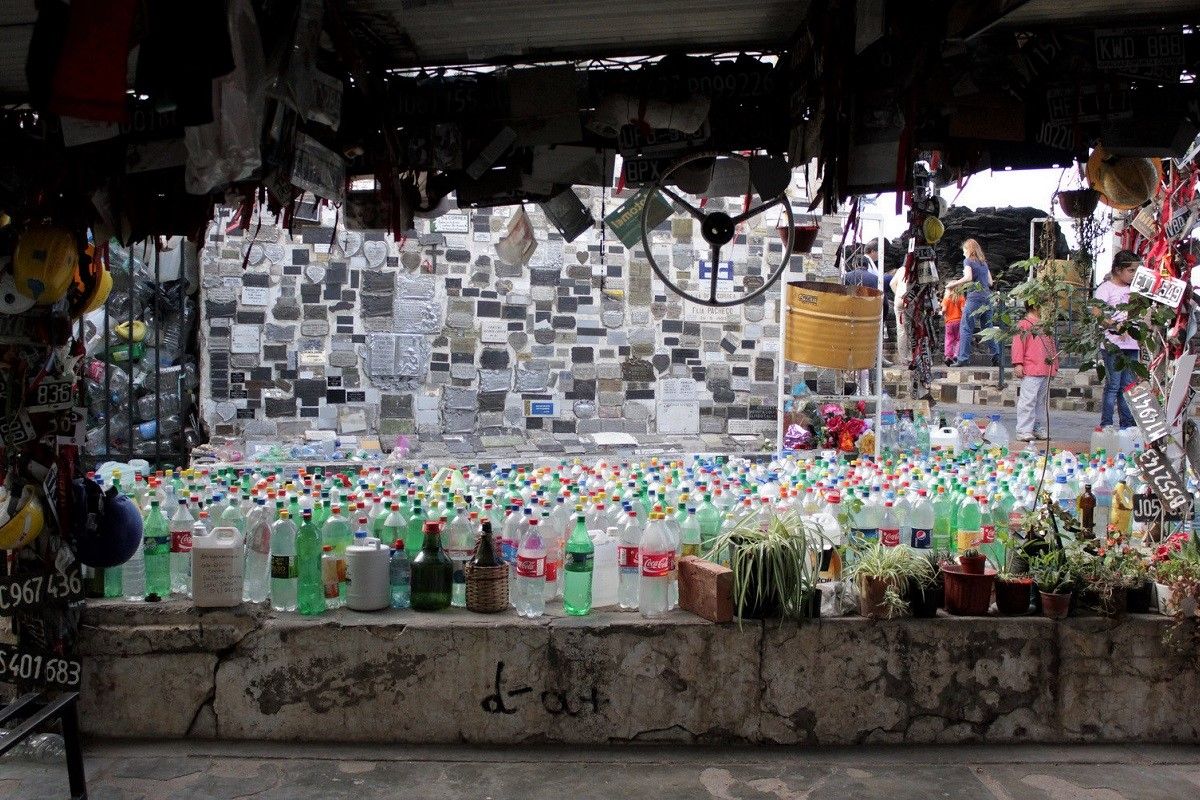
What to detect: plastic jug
<box><xmin>930</xmin><ymin>426</ymin><xmax>961</xmax><ymax>454</ymax></box>
<box><xmin>345</xmin><ymin>536</ymin><xmax>391</xmax><ymax>611</ymax></box>
<box><xmin>1116</xmin><ymin>427</ymin><xmax>1143</xmax><ymax>457</ymax></box>
<box><xmin>191</xmin><ymin>526</ymin><xmax>244</xmax><ymax>608</ymax></box>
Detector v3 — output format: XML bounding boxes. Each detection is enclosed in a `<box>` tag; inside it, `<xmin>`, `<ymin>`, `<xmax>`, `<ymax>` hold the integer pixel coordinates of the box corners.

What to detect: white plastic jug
<box><xmin>346</xmin><ymin>537</ymin><xmax>391</xmax><ymax>611</ymax></box>
<box><xmin>930</xmin><ymin>427</ymin><xmax>961</xmax><ymax>454</ymax></box>
<box><xmin>192</xmin><ymin>526</ymin><xmax>244</xmax><ymax>608</ymax></box>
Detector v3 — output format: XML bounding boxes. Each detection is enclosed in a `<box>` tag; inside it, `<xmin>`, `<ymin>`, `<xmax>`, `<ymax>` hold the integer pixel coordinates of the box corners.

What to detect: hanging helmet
<box><xmin>13</xmin><ymin>227</ymin><xmax>78</xmax><ymax>305</ymax></box>
<box><xmin>0</xmin><ymin>485</ymin><xmax>46</xmax><ymax>551</ymax></box>
<box><xmin>923</xmin><ymin>216</ymin><xmax>945</xmax><ymax>244</ymax></box>
<box><xmin>0</xmin><ymin>271</ymin><xmax>36</xmax><ymax>314</ymax></box>
<box><xmin>70</xmin><ymin>477</ymin><xmax>144</xmax><ymax>568</ymax></box>
<box><xmin>70</xmin><ymin>244</ymin><xmax>112</xmax><ymax>318</ymax></box>
<box><xmin>114</xmin><ymin>320</ymin><xmax>147</xmax><ymax>343</ymax></box>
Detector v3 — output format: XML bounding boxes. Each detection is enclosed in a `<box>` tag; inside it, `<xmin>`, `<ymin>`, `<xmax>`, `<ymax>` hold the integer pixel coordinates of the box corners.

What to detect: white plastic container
<box><xmin>1090</xmin><ymin>426</ymin><xmax>1118</xmax><ymax>456</ymax></box>
<box><xmin>930</xmin><ymin>427</ymin><xmax>961</xmax><ymax>454</ymax></box>
<box><xmin>1117</xmin><ymin>427</ymin><xmax>1143</xmax><ymax>457</ymax></box>
<box><xmin>590</xmin><ymin>529</ymin><xmax>619</xmax><ymax>608</ymax></box>
<box><xmin>346</xmin><ymin>536</ymin><xmax>391</xmax><ymax>611</ymax></box>
<box><xmin>191</xmin><ymin>526</ymin><xmax>244</xmax><ymax>608</ymax></box>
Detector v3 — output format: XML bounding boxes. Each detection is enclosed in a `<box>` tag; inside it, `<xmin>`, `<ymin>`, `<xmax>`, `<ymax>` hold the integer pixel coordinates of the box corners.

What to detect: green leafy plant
<box><xmin>709</xmin><ymin>509</ymin><xmax>829</xmax><ymax>623</ymax></box>
<box><xmin>1028</xmin><ymin>550</ymin><xmax>1074</xmax><ymax>594</ymax></box>
<box><xmin>845</xmin><ymin>542</ymin><xmax>936</xmax><ymax>619</ymax></box>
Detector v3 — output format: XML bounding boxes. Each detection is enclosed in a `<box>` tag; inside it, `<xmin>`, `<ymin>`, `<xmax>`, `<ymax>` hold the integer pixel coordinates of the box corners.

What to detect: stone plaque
<box><xmin>479</xmin><ymin>368</ymin><xmax>512</xmax><ymax>393</ymax></box>
<box><xmin>621</xmin><ymin>357</ymin><xmax>654</xmax><ymax>382</ymax></box>
<box><xmin>480</xmin><ymin>319</ymin><xmax>508</xmax><ymax>343</ymax></box>
<box><xmin>230</xmin><ymin>325</ymin><xmax>260</xmax><ymax>354</ymax></box>
<box><xmin>241</xmin><ymin>286</ymin><xmax>271</xmax><ymax>306</ymax></box>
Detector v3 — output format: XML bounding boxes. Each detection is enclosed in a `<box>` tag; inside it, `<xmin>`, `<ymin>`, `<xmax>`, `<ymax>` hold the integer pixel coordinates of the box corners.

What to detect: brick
<box><xmin>679</xmin><ymin>556</ymin><xmax>733</xmax><ymax>624</ymax></box>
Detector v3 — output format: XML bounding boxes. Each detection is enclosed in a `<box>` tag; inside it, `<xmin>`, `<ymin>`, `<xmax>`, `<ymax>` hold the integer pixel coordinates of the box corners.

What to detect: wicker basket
<box><xmin>784</xmin><ymin>281</ymin><xmax>882</xmax><ymax>370</ymax></box>
<box><xmin>465</xmin><ymin>563</ymin><xmax>509</xmax><ymax>613</ymax></box>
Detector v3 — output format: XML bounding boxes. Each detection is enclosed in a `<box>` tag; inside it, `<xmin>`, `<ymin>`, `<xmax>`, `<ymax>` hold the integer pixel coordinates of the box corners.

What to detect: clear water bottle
<box><xmin>983</xmin><ymin>414</ymin><xmax>1011</xmax><ymax>451</ymax></box>
<box><xmin>270</xmin><ymin>510</ymin><xmax>298</xmax><ymax>612</ymax></box>
<box><xmin>169</xmin><ymin>499</ymin><xmax>195</xmax><ymax>596</ymax></box>
<box><xmin>638</xmin><ymin>512</ymin><xmax>672</xmax><ymax>618</ymax></box>
<box><xmin>389</xmin><ymin>539</ymin><xmax>411</xmax><ymax>609</ymax></box>
<box><xmin>445</xmin><ymin>511</ymin><xmax>474</xmax><ymax>608</ymax></box>
<box><xmin>122</xmin><ymin>529</ymin><xmax>146</xmax><ymax>601</ymax></box>
<box><xmin>243</xmin><ymin>498</ymin><xmax>272</xmax><ymax>602</ymax></box>
<box><xmin>514</xmin><ymin>518</ymin><xmax>546</xmax><ymax>617</ymax></box>
<box><xmin>617</xmin><ymin>509</ymin><xmax>641</xmax><ymax>609</ymax></box>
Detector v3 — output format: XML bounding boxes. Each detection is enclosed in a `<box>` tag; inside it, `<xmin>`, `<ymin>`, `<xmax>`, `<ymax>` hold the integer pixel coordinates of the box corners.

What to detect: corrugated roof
<box><xmin>997</xmin><ymin>0</ymin><xmax>1198</xmax><ymax>27</ymax></box>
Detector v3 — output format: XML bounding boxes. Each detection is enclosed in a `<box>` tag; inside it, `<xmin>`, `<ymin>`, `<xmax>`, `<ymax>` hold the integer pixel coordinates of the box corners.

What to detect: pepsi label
<box><xmin>911</xmin><ymin>527</ymin><xmax>932</xmax><ymax>548</ymax></box>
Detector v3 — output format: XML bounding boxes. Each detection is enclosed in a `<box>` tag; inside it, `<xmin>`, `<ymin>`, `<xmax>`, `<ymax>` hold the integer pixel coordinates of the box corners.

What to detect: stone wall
<box><xmin>199</xmin><ymin>200</ymin><xmax>849</xmax><ymax>453</ymax></box>
<box><xmin>78</xmin><ymin>602</ymin><xmax>1200</xmax><ymax>745</ymax></box>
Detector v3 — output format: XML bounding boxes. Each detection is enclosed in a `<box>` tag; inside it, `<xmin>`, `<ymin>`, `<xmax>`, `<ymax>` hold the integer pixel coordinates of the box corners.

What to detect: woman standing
<box><xmin>945</xmin><ymin>239</ymin><xmax>1001</xmax><ymax>367</ymax></box>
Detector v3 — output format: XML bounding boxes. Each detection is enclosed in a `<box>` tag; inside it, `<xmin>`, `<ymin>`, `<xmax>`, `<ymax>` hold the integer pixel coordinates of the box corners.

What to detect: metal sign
<box><xmin>1125</xmin><ymin>382</ymin><xmax>1171</xmax><ymax>445</ymax></box>
<box><xmin>525</xmin><ymin>400</ymin><xmax>557</xmax><ymax>417</ymax></box>
<box><xmin>697</xmin><ymin>260</ymin><xmax>735</xmax><ymax>282</ymax></box>
<box><xmin>603</xmin><ymin>187</ymin><xmax>672</xmax><ymax>248</ymax></box>
<box><xmin>0</xmin><ymin>565</ymin><xmax>83</xmax><ymax>617</ymax></box>
<box><xmin>0</xmin><ymin>643</ymin><xmax>82</xmax><ymax>690</ymax></box>
<box><xmin>1136</xmin><ymin>445</ymin><xmax>1191</xmax><ymax>516</ymax></box>
<box><xmin>1095</xmin><ymin>28</ymin><xmax>1185</xmax><ymax>78</ymax></box>
<box><xmin>1133</xmin><ymin>491</ymin><xmax>1186</xmax><ymax>523</ymax></box>
<box><xmin>1130</xmin><ymin>266</ymin><xmax>1187</xmax><ymax>309</ymax></box>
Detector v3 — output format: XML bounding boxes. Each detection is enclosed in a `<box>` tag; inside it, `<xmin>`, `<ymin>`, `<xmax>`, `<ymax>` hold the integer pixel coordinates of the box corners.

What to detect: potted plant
<box><xmin>710</xmin><ymin>509</ymin><xmax>828</xmax><ymax>622</ymax></box>
<box><xmin>907</xmin><ymin>549</ymin><xmax>945</xmax><ymax>618</ymax></box>
<box><xmin>994</xmin><ymin>571</ymin><xmax>1034</xmax><ymax>615</ymax></box>
<box><xmin>1029</xmin><ymin>551</ymin><xmax>1074</xmax><ymax>619</ymax></box>
<box><xmin>958</xmin><ymin>548</ymin><xmax>986</xmax><ymax>575</ymax></box>
<box><xmin>844</xmin><ymin>542</ymin><xmax>933</xmax><ymax>620</ymax></box>
<box><xmin>1151</xmin><ymin>532</ymin><xmax>1200</xmax><ymax>619</ymax></box>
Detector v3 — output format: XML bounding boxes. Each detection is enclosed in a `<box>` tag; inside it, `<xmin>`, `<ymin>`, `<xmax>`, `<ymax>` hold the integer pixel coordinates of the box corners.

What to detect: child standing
<box><xmin>1011</xmin><ymin>306</ymin><xmax>1059</xmax><ymax>441</ymax></box>
<box><xmin>941</xmin><ymin>288</ymin><xmax>964</xmax><ymax>365</ymax></box>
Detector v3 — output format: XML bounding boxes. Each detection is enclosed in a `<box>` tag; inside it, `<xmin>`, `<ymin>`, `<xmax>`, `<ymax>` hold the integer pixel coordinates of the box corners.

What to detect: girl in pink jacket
<box><xmin>1011</xmin><ymin>307</ymin><xmax>1059</xmax><ymax>441</ymax></box>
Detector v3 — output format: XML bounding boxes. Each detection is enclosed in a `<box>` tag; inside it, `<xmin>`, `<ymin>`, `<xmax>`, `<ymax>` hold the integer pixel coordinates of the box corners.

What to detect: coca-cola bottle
<box><xmin>514</xmin><ymin>518</ymin><xmax>546</xmax><ymax>617</ymax></box>
<box><xmin>638</xmin><ymin>511</ymin><xmax>673</xmax><ymax>618</ymax></box>
<box><xmin>618</xmin><ymin>509</ymin><xmax>641</xmax><ymax>610</ymax></box>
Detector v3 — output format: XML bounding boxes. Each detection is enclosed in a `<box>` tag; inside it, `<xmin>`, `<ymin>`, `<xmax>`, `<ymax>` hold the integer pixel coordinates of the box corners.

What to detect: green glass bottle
<box><xmin>297</xmin><ymin>510</ymin><xmax>325</xmax><ymax>616</ymax></box>
<box><xmin>411</xmin><ymin>520</ymin><xmax>453</xmax><ymax>610</ymax></box>
<box><xmin>563</xmin><ymin>513</ymin><xmax>594</xmax><ymax>616</ymax></box>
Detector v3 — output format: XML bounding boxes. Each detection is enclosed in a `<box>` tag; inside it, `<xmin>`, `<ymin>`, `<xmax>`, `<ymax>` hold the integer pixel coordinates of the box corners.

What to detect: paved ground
<box><xmin>937</xmin><ymin>404</ymin><xmax>1099</xmax><ymax>449</ymax></box>
<box><xmin>3</xmin><ymin>741</ymin><xmax>1199</xmax><ymax>800</ymax></box>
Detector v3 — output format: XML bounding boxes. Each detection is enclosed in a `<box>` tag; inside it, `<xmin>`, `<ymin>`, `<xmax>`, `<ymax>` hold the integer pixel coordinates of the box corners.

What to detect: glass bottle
<box><xmin>410</xmin><ymin>520</ymin><xmax>452</xmax><ymax>611</ymax></box>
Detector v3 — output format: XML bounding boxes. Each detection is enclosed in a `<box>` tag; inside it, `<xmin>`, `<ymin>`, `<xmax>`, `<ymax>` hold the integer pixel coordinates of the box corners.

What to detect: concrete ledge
<box><xmin>78</xmin><ymin>602</ymin><xmax>1200</xmax><ymax>744</ymax></box>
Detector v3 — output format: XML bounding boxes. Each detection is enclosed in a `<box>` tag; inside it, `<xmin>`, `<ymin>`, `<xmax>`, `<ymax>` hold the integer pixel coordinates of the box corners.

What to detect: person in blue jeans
<box><xmin>944</xmin><ymin>238</ymin><xmax>1002</xmax><ymax>366</ymax></box>
<box><xmin>1094</xmin><ymin>250</ymin><xmax>1142</xmax><ymax>428</ymax></box>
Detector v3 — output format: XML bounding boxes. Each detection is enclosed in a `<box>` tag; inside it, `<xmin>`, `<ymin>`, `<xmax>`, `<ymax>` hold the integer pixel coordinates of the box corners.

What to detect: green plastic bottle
<box><xmin>143</xmin><ymin>500</ymin><xmax>170</xmax><ymax>598</ymax></box>
<box><xmin>297</xmin><ymin>510</ymin><xmax>325</xmax><ymax>616</ymax></box>
<box><xmin>957</xmin><ymin>494</ymin><xmax>982</xmax><ymax>553</ymax></box>
<box><xmin>563</xmin><ymin>513</ymin><xmax>594</xmax><ymax>616</ymax></box>
<box><xmin>696</xmin><ymin>493</ymin><xmax>722</xmax><ymax>556</ymax></box>
<box><xmin>932</xmin><ymin>486</ymin><xmax>954</xmax><ymax>554</ymax></box>
<box><xmin>405</xmin><ymin>502</ymin><xmax>425</xmax><ymax>556</ymax></box>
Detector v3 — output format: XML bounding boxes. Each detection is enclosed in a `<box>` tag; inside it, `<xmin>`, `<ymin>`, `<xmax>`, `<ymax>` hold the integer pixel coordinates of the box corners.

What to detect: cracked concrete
<box><xmin>77</xmin><ymin>601</ymin><xmax>1200</xmax><ymax>744</ymax></box>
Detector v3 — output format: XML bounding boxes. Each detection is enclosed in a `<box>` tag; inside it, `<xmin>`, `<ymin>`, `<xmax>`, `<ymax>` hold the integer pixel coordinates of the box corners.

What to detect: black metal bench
<box><xmin>0</xmin><ymin>691</ymin><xmax>87</xmax><ymax>800</ymax></box>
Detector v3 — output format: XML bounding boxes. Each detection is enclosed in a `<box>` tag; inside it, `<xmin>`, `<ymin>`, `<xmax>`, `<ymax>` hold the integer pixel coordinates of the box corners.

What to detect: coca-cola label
<box><xmin>881</xmin><ymin>528</ymin><xmax>900</xmax><ymax>547</ymax></box>
<box><xmin>171</xmin><ymin>530</ymin><xmax>193</xmax><ymax>553</ymax></box>
<box><xmin>641</xmin><ymin>551</ymin><xmax>674</xmax><ymax>577</ymax></box>
<box><xmin>516</xmin><ymin>555</ymin><xmax>545</xmax><ymax>578</ymax></box>
<box><xmin>981</xmin><ymin>524</ymin><xmax>996</xmax><ymax>544</ymax></box>
<box><xmin>911</xmin><ymin>527</ymin><xmax>932</xmax><ymax>548</ymax></box>
<box><xmin>1008</xmin><ymin>512</ymin><xmax>1023</xmax><ymax>530</ymax></box>
<box><xmin>617</xmin><ymin>545</ymin><xmax>639</xmax><ymax>568</ymax></box>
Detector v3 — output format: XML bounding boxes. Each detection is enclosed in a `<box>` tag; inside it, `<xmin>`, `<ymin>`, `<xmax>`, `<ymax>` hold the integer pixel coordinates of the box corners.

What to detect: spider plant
<box><xmin>844</xmin><ymin>542</ymin><xmax>936</xmax><ymax>619</ymax></box>
<box><xmin>708</xmin><ymin>508</ymin><xmax>829</xmax><ymax>623</ymax></box>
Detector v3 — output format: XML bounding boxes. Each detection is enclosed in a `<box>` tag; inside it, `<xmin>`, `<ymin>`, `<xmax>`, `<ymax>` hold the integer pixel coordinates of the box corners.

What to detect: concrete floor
<box><xmin>3</xmin><ymin>741</ymin><xmax>1199</xmax><ymax>800</ymax></box>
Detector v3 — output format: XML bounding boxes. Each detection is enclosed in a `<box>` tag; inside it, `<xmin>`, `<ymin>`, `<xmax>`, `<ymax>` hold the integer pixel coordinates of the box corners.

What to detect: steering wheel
<box><xmin>639</xmin><ymin>151</ymin><xmax>795</xmax><ymax>307</ymax></box>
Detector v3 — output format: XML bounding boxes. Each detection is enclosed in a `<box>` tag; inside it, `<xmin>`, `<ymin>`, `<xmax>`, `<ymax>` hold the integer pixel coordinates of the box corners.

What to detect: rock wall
<box><xmin>78</xmin><ymin>602</ymin><xmax>1200</xmax><ymax>745</ymax></box>
<box><xmin>199</xmin><ymin>201</ymin><xmax>850</xmax><ymax>454</ymax></box>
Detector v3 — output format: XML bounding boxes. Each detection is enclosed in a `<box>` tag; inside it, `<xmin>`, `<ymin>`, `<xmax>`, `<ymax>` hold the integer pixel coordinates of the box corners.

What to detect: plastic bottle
<box><xmin>909</xmin><ymin>489</ymin><xmax>934</xmax><ymax>549</ymax></box>
<box><xmin>879</xmin><ymin>501</ymin><xmax>901</xmax><ymax>547</ymax></box>
<box><xmin>243</xmin><ymin>498</ymin><xmax>272</xmax><ymax>603</ymax></box>
<box><xmin>1051</xmin><ymin>475</ymin><xmax>1077</xmax><ymax>518</ymax></box>
<box><xmin>297</xmin><ymin>510</ymin><xmax>325</xmax><ymax>616</ymax></box>
<box><xmin>1110</xmin><ymin>479</ymin><xmax>1133</xmax><ymax>536</ymax></box>
<box><xmin>445</xmin><ymin>511</ymin><xmax>475</xmax><ymax>608</ymax></box>
<box><xmin>270</xmin><ymin>510</ymin><xmax>298</xmax><ymax>612</ymax></box>
<box><xmin>322</xmin><ymin>545</ymin><xmax>340</xmax><ymax>608</ymax></box>
<box><xmin>957</xmin><ymin>494</ymin><xmax>982</xmax><ymax>553</ymax></box>
<box><xmin>617</xmin><ymin>509</ymin><xmax>640</xmax><ymax>610</ymax></box>
<box><xmin>564</xmin><ymin>512</ymin><xmax>595</xmax><ymax>616</ymax></box>
<box><xmin>389</xmin><ymin>539</ymin><xmax>411</xmax><ymax>609</ymax></box>
<box><xmin>168</xmin><ymin>499</ymin><xmax>194</xmax><ymax>596</ymax></box>
<box><xmin>321</xmin><ymin>505</ymin><xmax>353</xmax><ymax>606</ymax></box>
<box><xmin>638</xmin><ymin>512</ymin><xmax>673</xmax><ymax>618</ymax></box>
<box><xmin>983</xmin><ymin>414</ymin><xmax>1011</xmax><ymax>451</ymax></box>
<box><xmin>123</xmin><ymin>507</ymin><xmax>150</xmax><ymax>601</ymax></box>
<box><xmin>514</xmin><ymin>517</ymin><xmax>547</xmax><ymax>618</ymax></box>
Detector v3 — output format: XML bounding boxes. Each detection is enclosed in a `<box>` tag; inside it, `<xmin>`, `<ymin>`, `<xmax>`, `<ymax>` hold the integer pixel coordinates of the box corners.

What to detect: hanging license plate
<box><xmin>0</xmin><ymin>643</ymin><xmax>82</xmax><ymax>690</ymax></box>
<box><xmin>27</xmin><ymin>377</ymin><xmax>75</xmax><ymax>414</ymax></box>
<box><xmin>1130</xmin><ymin>266</ymin><xmax>1187</xmax><ymax>309</ymax></box>
<box><xmin>0</xmin><ymin>564</ymin><xmax>84</xmax><ymax>616</ymax></box>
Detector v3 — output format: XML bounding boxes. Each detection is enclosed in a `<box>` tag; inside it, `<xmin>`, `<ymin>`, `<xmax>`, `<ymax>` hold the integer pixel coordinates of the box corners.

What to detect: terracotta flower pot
<box><xmin>958</xmin><ymin>554</ymin><xmax>986</xmax><ymax>575</ymax></box>
<box><xmin>907</xmin><ymin>576</ymin><xmax>943</xmax><ymax>618</ymax></box>
<box><xmin>778</xmin><ymin>224</ymin><xmax>819</xmax><ymax>253</ymax></box>
<box><xmin>858</xmin><ymin>576</ymin><xmax>895</xmax><ymax>619</ymax></box>
<box><xmin>1040</xmin><ymin>590</ymin><xmax>1072</xmax><ymax>620</ymax></box>
<box><xmin>995</xmin><ymin>577</ymin><xmax>1034</xmax><ymax>615</ymax></box>
<box><xmin>942</xmin><ymin>565</ymin><xmax>996</xmax><ymax>616</ymax></box>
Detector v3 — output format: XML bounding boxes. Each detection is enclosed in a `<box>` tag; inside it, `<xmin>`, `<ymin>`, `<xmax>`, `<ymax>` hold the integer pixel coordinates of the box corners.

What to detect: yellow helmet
<box><xmin>115</xmin><ymin>320</ymin><xmax>147</xmax><ymax>343</ymax></box>
<box><xmin>14</xmin><ymin>227</ymin><xmax>77</xmax><ymax>305</ymax></box>
<box><xmin>923</xmin><ymin>216</ymin><xmax>945</xmax><ymax>245</ymax></box>
<box><xmin>0</xmin><ymin>486</ymin><xmax>46</xmax><ymax>550</ymax></box>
